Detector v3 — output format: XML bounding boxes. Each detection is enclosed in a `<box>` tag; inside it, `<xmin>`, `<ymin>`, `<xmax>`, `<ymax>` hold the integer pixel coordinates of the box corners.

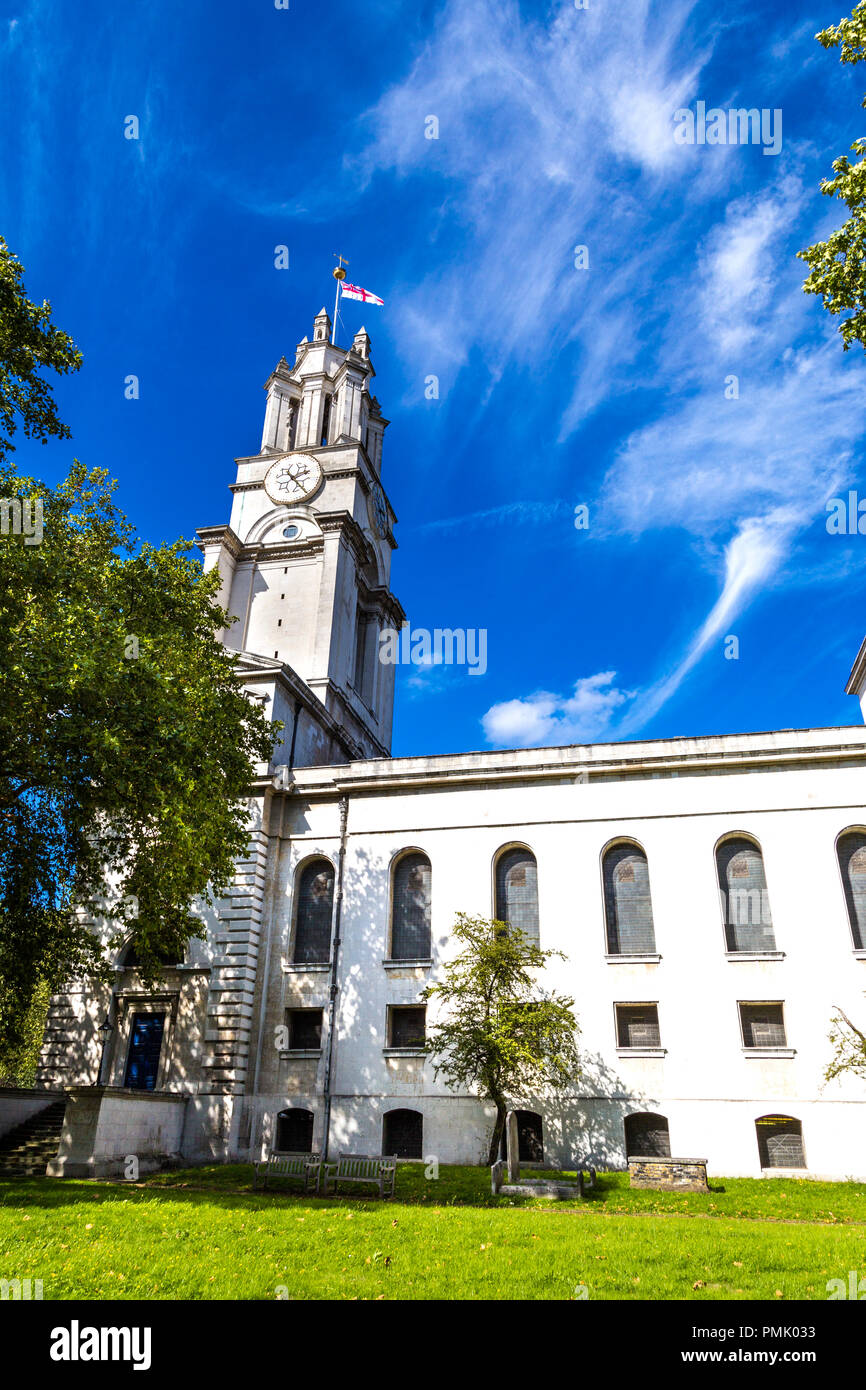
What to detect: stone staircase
<box><xmin>0</xmin><ymin>1100</ymin><xmax>66</xmax><ymax>1177</ymax></box>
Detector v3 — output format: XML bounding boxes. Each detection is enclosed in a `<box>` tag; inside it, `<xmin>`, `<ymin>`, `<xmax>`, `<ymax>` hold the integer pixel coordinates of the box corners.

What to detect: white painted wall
<box><xmin>245</xmin><ymin>733</ymin><xmax>866</xmax><ymax>1178</ymax></box>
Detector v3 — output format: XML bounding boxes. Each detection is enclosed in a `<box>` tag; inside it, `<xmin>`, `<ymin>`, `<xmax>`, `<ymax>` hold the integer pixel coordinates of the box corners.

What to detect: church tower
<box><xmin>197</xmin><ymin>309</ymin><xmax>404</xmax><ymax>763</ymax></box>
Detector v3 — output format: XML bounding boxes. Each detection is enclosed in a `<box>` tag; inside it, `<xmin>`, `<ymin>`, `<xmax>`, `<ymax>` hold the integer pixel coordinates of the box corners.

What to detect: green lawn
<box><xmin>0</xmin><ymin>1165</ymin><xmax>863</xmax><ymax>1300</ymax></box>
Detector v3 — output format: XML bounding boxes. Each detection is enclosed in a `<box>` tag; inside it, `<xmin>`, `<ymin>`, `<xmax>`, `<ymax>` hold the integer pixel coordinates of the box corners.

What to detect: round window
<box><xmin>283</xmin><ymin>524</ymin><xmax>301</xmax><ymax>540</ymax></box>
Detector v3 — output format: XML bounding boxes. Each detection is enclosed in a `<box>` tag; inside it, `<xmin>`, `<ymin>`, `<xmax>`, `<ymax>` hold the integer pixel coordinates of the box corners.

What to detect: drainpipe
<box><xmin>250</xmin><ymin>789</ymin><xmax>285</xmax><ymax>1161</ymax></box>
<box><xmin>321</xmin><ymin>794</ymin><xmax>349</xmax><ymax>1162</ymax></box>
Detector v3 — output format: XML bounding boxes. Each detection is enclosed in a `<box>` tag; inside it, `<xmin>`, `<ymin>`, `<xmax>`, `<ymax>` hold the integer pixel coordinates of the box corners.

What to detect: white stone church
<box><xmin>35</xmin><ymin>309</ymin><xmax>866</xmax><ymax>1182</ymax></box>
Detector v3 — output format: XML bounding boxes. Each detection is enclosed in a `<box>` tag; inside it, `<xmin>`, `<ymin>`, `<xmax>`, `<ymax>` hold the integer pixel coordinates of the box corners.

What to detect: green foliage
<box><xmin>0</xmin><ymin>461</ymin><xmax>277</xmax><ymax>1048</ymax></box>
<box><xmin>421</xmin><ymin>913</ymin><xmax>580</xmax><ymax>1163</ymax></box>
<box><xmin>798</xmin><ymin>2</ymin><xmax>866</xmax><ymax>350</ymax></box>
<box><xmin>0</xmin><ymin>237</ymin><xmax>82</xmax><ymax>459</ymax></box>
<box><xmin>0</xmin><ymin>979</ymin><xmax>49</xmax><ymax>1086</ymax></box>
<box><xmin>825</xmin><ymin>1000</ymin><xmax>866</xmax><ymax>1083</ymax></box>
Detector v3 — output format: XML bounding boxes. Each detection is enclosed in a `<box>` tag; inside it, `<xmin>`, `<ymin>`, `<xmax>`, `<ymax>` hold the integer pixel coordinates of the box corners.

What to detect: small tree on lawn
<box><xmin>421</xmin><ymin>912</ymin><xmax>581</xmax><ymax>1166</ymax></box>
<box><xmin>825</xmin><ymin>998</ymin><xmax>866</xmax><ymax>1083</ymax></box>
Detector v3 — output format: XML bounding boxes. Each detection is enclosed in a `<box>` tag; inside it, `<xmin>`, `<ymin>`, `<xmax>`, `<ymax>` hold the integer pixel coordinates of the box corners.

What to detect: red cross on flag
<box><xmin>340</xmin><ymin>282</ymin><xmax>384</xmax><ymax>306</ymax></box>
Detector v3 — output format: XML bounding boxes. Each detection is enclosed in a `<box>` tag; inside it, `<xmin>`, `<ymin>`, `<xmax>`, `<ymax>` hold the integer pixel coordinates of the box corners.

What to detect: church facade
<box><xmin>36</xmin><ymin>311</ymin><xmax>866</xmax><ymax>1182</ymax></box>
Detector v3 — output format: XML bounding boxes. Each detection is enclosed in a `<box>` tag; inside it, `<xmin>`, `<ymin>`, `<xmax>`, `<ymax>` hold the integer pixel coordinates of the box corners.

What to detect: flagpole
<box><xmin>332</xmin><ymin>254</ymin><xmax>348</xmax><ymax>345</ymax></box>
<box><xmin>331</xmin><ymin>277</ymin><xmax>341</xmax><ymax>345</ymax></box>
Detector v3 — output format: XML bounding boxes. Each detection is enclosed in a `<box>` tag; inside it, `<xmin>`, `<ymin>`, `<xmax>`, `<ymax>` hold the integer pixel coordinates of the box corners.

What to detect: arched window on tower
<box><xmin>320</xmin><ymin>395</ymin><xmax>332</xmax><ymax>447</ymax></box>
<box><xmin>494</xmin><ymin>847</ymin><xmax>539</xmax><ymax>945</ymax></box>
<box><xmin>603</xmin><ymin>842</ymin><xmax>657</xmax><ymax>955</ymax></box>
<box><xmin>390</xmin><ymin>852</ymin><xmax>432</xmax><ymax>960</ymax></box>
<box><xmin>292</xmin><ymin>859</ymin><xmax>334</xmax><ymax>965</ymax></box>
<box><xmin>838</xmin><ymin>829</ymin><xmax>866</xmax><ymax>950</ymax></box>
<box><xmin>716</xmin><ymin>836</ymin><xmax>776</xmax><ymax>953</ymax></box>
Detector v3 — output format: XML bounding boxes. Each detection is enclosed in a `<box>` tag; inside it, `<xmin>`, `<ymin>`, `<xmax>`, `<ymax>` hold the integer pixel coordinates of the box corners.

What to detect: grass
<box><xmin>0</xmin><ymin>1165</ymin><xmax>864</xmax><ymax>1301</ymax></box>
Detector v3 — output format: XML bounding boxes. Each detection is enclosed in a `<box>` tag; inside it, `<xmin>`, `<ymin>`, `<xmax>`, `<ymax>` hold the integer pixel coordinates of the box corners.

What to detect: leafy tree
<box><xmin>0</xmin><ymin>980</ymin><xmax>49</xmax><ymax>1087</ymax></box>
<box><xmin>0</xmin><ymin>461</ymin><xmax>276</xmax><ymax>1050</ymax></box>
<box><xmin>825</xmin><ymin>999</ymin><xmax>866</xmax><ymax>1083</ymax></box>
<box><xmin>421</xmin><ymin>913</ymin><xmax>581</xmax><ymax>1165</ymax></box>
<box><xmin>798</xmin><ymin>2</ymin><xmax>866</xmax><ymax>350</ymax></box>
<box><xmin>0</xmin><ymin>237</ymin><xmax>82</xmax><ymax>459</ymax></box>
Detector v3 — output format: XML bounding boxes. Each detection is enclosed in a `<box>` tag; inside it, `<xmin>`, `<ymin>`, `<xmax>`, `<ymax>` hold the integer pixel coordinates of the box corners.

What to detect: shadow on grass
<box><xmin>0</xmin><ymin>1164</ymin><xmax>611</xmax><ymax>1213</ymax></box>
<box><xmin>0</xmin><ymin>1165</ymin><xmax>861</xmax><ymax>1225</ymax></box>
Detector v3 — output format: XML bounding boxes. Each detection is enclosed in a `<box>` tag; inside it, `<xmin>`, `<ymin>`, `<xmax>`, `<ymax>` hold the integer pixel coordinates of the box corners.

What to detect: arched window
<box><xmin>494</xmin><ymin>847</ymin><xmax>539</xmax><ymax>945</ymax></box>
<box><xmin>838</xmin><ymin>829</ymin><xmax>866</xmax><ymax>950</ymax></box>
<box><xmin>624</xmin><ymin>1112</ymin><xmax>671</xmax><ymax>1158</ymax></box>
<box><xmin>603</xmin><ymin>842</ymin><xmax>656</xmax><ymax>955</ymax></box>
<box><xmin>320</xmin><ymin>394</ymin><xmax>332</xmax><ymax>447</ymax></box>
<box><xmin>755</xmin><ymin>1115</ymin><xmax>805</xmax><ymax>1169</ymax></box>
<box><xmin>382</xmin><ymin>1109</ymin><xmax>423</xmax><ymax>1159</ymax></box>
<box><xmin>391</xmin><ymin>852</ymin><xmax>432</xmax><ymax>960</ymax></box>
<box><xmin>716</xmin><ymin>837</ymin><xmax>776</xmax><ymax>953</ymax></box>
<box><xmin>120</xmin><ymin>940</ymin><xmax>182</xmax><ymax>968</ymax></box>
<box><xmin>276</xmin><ymin>1109</ymin><xmax>314</xmax><ymax>1154</ymax></box>
<box><xmin>293</xmin><ymin>859</ymin><xmax>334</xmax><ymax>964</ymax></box>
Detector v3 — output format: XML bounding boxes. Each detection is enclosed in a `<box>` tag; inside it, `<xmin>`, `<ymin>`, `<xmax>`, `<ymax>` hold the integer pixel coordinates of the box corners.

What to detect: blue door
<box><xmin>124</xmin><ymin>1012</ymin><xmax>165</xmax><ymax>1090</ymax></box>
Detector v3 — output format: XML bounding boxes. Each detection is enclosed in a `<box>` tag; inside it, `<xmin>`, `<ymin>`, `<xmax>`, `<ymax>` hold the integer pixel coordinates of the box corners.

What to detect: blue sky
<box><xmin>2</xmin><ymin>0</ymin><xmax>865</xmax><ymax>758</ymax></box>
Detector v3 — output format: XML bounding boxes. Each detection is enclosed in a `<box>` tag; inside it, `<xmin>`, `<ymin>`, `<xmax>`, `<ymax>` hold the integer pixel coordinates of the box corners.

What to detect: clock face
<box><xmin>371</xmin><ymin>479</ymin><xmax>389</xmax><ymax>536</ymax></box>
<box><xmin>264</xmin><ymin>453</ymin><xmax>323</xmax><ymax>505</ymax></box>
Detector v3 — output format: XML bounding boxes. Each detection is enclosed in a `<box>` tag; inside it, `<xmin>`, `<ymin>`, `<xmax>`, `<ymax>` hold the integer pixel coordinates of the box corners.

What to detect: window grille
<box><xmin>740</xmin><ymin>1003</ymin><xmax>786</xmax><ymax>1048</ymax></box>
<box><xmin>603</xmin><ymin>843</ymin><xmax>657</xmax><ymax>954</ymax></box>
<box><xmin>717</xmin><ymin>838</ymin><xmax>776</xmax><ymax>952</ymax></box>
<box><xmin>276</xmin><ymin>1109</ymin><xmax>314</xmax><ymax>1153</ymax></box>
<box><xmin>294</xmin><ymin>860</ymin><xmax>334</xmax><ymax>964</ymax></box>
<box><xmin>391</xmin><ymin>853</ymin><xmax>432</xmax><ymax>959</ymax></box>
<box><xmin>389</xmin><ymin>1007</ymin><xmax>426</xmax><ymax>1049</ymax></box>
<box><xmin>625</xmin><ymin>1112</ymin><xmax>671</xmax><ymax>1158</ymax></box>
<box><xmin>756</xmin><ymin>1116</ymin><xmax>805</xmax><ymax>1169</ymax></box>
<box><xmin>495</xmin><ymin>848</ymin><xmax>539</xmax><ymax>945</ymax></box>
<box><xmin>838</xmin><ymin>830</ymin><xmax>866</xmax><ymax>950</ymax></box>
<box><xmin>383</xmin><ymin>1109</ymin><xmax>423</xmax><ymax>1158</ymax></box>
<box><xmin>616</xmin><ymin>1004</ymin><xmax>661</xmax><ymax>1048</ymax></box>
<box><xmin>287</xmin><ymin>1009</ymin><xmax>323</xmax><ymax>1050</ymax></box>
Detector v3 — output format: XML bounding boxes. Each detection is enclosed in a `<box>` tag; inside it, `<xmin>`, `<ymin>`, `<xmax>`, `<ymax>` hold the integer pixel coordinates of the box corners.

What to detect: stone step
<box><xmin>0</xmin><ymin>1100</ymin><xmax>66</xmax><ymax>1175</ymax></box>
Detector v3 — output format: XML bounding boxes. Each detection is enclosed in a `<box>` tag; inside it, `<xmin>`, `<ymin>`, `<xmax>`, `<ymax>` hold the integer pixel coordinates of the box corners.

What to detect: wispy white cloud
<box><xmin>617</xmin><ymin>512</ymin><xmax>797</xmax><ymax>734</ymax></box>
<box><xmin>482</xmin><ymin>671</ymin><xmax>633</xmax><ymax>748</ymax></box>
<box><xmin>353</xmin><ymin>0</ymin><xmax>713</xmax><ymax>420</ymax></box>
<box><xmin>416</xmin><ymin>499</ymin><xmax>569</xmax><ymax>537</ymax></box>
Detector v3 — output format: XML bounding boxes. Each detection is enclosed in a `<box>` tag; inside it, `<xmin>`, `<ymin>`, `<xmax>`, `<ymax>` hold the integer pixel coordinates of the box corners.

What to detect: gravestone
<box><xmin>505</xmin><ymin>1110</ymin><xmax>520</xmax><ymax>1182</ymax></box>
<box><xmin>628</xmin><ymin>1156</ymin><xmax>709</xmax><ymax>1193</ymax></box>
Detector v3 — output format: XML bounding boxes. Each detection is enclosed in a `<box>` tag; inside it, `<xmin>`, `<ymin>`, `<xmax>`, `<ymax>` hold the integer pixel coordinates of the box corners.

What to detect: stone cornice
<box><xmin>278</xmin><ymin>726</ymin><xmax>866</xmax><ymax>799</ymax></box>
<box><xmin>195</xmin><ymin>525</ymin><xmax>243</xmax><ymax>560</ymax></box>
<box><xmin>234</xmin><ymin>654</ymin><xmax>362</xmax><ymax>762</ymax></box>
<box><xmin>845</xmin><ymin>635</ymin><xmax>866</xmax><ymax>695</ymax></box>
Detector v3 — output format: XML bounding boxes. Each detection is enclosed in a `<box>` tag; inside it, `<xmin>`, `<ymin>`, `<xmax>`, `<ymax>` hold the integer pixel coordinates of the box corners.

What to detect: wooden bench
<box><xmin>254</xmin><ymin>1151</ymin><xmax>321</xmax><ymax>1193</ymax></box>
<box><xmin>321</xmin><ymin>1153</ymin><xmax>397</xmax><ymax>1199</ymax></box>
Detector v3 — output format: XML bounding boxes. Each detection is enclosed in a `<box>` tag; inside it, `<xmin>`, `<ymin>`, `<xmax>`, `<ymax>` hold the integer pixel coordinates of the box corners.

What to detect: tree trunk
<box><xmin>487</xmin><ymin>1099</ymin><xmax>507</xmax><ymax>1167</ymax></box>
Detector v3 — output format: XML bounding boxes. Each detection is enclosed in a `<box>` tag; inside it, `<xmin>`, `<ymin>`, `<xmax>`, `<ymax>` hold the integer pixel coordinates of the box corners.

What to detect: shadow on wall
<box><xmin>521</xmin><ymin>1051</ymin><xmax>652</xmax><ymax>1172</ymax></box>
